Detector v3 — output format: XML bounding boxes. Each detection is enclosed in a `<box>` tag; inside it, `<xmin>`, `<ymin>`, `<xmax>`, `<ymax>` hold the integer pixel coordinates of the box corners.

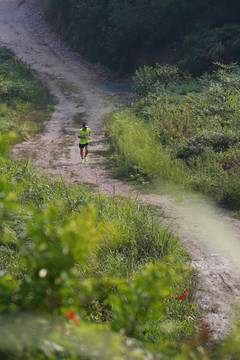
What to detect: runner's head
<box><xmin>83</xmin><ymin>123</ymin><xmax>88</xmax><ymax>130</ymax></box>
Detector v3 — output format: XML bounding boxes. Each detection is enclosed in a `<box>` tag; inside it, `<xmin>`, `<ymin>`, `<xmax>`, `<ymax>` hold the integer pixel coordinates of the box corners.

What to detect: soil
<box><xmin>1</xmin><ymin>0</ymin><xmax>240</xmax><ymax>344</ymax></box>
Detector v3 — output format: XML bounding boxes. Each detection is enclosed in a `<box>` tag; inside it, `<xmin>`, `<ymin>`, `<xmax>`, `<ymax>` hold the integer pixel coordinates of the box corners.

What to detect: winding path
<box><xmin>1</xmin><ymin>0</ymin><xmax>240</xmax><ymax>342</ymax></box>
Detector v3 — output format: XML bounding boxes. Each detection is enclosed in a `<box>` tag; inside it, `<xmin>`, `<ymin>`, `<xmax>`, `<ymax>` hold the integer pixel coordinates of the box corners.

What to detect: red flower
<box><xmin>64</xmin><ymin>310</ymin><xmax>79</xmax><ymax>324</ymax></box>
<box><xmin>173</xmin><ymin>288</ymin><xmax>187</xmax><ymax>301</ymax></box>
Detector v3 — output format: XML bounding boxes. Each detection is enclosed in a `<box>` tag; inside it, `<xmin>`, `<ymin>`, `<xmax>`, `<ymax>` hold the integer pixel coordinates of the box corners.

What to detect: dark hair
<box><xmin>83</xmin><ymin>123</ymin><xmax>87</xmax><ymax>128</ymax></box>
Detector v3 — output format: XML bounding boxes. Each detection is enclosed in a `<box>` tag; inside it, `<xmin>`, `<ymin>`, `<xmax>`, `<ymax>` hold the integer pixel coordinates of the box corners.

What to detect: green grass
<box><xmin>105</xmin><ymin>109</ymin><xmax>186</xmax><ymax>185</ymax></box>
<box><xmin>0</xmin><ymin>46</ymin><xmax>54</xmax><ymax>142</ymax></box>
<box><xmin>106</xmin><ymin>63</ymin><xmax>240</xmax><ymax>210</ymax></box>
<box><xmin>0</xmin><ymin>143</ymin><xmax>201</xmax><ymax>358</ymax></box>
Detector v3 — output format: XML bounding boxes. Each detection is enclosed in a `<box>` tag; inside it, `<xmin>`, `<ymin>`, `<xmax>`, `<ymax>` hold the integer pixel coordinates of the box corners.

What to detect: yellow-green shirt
<box><xmin>78</xmin><ymin>127</ymin><xmax>91</xmax><ymax>144</ymax></box>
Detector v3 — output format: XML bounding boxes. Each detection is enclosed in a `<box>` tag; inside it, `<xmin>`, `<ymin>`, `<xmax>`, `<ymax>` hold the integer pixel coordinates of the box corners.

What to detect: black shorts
<box><xmin>79</xmin><ymin>143</ymin><xmax>89</xmax><ymax>149</ymax></box>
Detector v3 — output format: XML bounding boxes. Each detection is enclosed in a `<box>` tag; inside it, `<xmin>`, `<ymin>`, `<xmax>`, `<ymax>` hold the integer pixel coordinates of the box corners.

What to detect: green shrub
<box><xmin>178</xmin><ymin>24</ymin><xmax>240</xmax><ymax>75</ymax></box>
<box><xmin>123</xmin><ymin>63</ymin><xmax>240</xmax><ymax>209</ymax></box>
<box><xmin>132</xmin><ymin>64</ymin><xmax>183</xmax><ymax>97</ymax></box>
<box><xmin>45</xmin><ymin>0</ymin><xmax>240</xmax><ymax>75</ymax></box>
<box><xmin>174</xmin><ymin>131</ymin><xmax>240</xmax><ymax>161</ymax></box>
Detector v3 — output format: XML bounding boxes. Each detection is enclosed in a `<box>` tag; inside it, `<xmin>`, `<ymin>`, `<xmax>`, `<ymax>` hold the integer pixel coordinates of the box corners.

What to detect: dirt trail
<box><xmin>1</xmin><ymin>0</ymin><xmax>240</xmax><ymax>343</ymax></box>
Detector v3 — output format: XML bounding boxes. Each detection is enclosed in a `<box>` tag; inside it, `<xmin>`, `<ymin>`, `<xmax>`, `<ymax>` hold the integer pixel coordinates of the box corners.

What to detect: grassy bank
<box><xmin>106</xmin><ymin>63</ymin><xmax>240</xmax><ymax>211</ymax></box>
<box><xmin>0</xmin><ymin>46</ymin><xmax>53</xmax><ymax>142</ymax></box>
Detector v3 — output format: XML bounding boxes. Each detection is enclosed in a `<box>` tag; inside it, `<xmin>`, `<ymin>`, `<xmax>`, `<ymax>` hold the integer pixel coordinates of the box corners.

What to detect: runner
<box><xmin>78</xmin><ymin>123</ymin><xmax>91</xmax><ymax>163</ymax></box>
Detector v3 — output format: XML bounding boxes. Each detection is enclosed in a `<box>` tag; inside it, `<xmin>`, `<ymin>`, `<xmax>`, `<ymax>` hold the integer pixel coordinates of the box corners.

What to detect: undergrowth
<box><xmin>106</xmin><ymin>63</ymin><xmax>240</xmax><ymax>210</ymax></box>
<box><xmin>0</xmin><ymin>137</ymin><xmax>200</xmax><ymax>359</ymax></box>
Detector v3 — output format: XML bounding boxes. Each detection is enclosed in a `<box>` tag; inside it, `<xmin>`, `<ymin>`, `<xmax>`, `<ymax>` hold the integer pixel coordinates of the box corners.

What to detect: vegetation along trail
<box><xmin>1</xmin><ymin>0</ymin><xmax>240</xmax><ymax>343</ymax></box>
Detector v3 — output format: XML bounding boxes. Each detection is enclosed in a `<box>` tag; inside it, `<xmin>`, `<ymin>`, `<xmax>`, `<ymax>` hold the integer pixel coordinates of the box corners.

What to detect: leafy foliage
<box><xmin>178</xmin><ymin>24</ymin><xmax>240</xmax><ymax>75</ymax></box>
<box><xmin>106</xmin><ymin>63</ymin><xmax>240</xmax><ymax>210</ymax></box>
<box><xmin>45</xmin><ymin>0</ymin><xmax>240</xmax><ymax>74</ymax></box>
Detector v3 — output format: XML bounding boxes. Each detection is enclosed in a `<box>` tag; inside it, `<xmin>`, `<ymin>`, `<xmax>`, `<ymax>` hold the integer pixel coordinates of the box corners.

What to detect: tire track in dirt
<box><xmin>1</xmin><ymin>0</ymin><xmax>240</xmax><ymax>343</ymax></box>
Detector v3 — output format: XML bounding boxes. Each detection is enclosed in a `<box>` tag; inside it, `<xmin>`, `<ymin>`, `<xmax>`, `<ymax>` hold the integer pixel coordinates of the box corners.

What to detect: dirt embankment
<box><xmin>1</xmin><ymin>0</ymin><xmax>240</xmax><ymax>343</ymax></box>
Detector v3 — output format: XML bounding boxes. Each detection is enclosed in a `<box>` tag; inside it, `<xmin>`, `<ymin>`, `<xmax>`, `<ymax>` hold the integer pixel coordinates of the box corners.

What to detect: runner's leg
<box><xmin>85</xmin><ymin>145</ymin><xmax>89</xmax><ymax>158</ymax></box>
<box><xmin>80</xmin><ymin>147</ymin><xmax>83</xmax><ymax>159</ymax></box>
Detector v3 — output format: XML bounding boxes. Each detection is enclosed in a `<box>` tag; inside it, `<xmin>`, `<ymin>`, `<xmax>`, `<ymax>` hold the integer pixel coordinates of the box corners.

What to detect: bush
<box><xmin>120</xmin><ymin>63</ymin><xmax>240</xmax><ymax>209</ymax></box>
<box><xmin>178</xmin><ymin>24</ymin><xmax>240</xmax><ymax>75</ymax></box>
<box><xmin>132</xmin><ymin>64</ymin><xmax>184</xmax><ymax>97</ymax></box>
<box><xmin>174</xmin><ymin>131</ymin><xmax>240</xmax><ymax>161</ymax></box>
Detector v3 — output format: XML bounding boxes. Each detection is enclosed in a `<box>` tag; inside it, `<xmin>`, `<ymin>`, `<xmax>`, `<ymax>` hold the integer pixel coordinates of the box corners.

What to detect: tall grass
<box><xmin>106</xmin><ymin>63</ymin><xmax>240</xmax><ymax>210</ymax></box>
<box><xmin>4</xmin><ymin>156</ymin><xmax>186</xmax><ymax>269</ymax></box>
<box><xmin>105</xmin><ymin>109</ymin><xmax>186</xmax><ymax>185</ymax></box>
